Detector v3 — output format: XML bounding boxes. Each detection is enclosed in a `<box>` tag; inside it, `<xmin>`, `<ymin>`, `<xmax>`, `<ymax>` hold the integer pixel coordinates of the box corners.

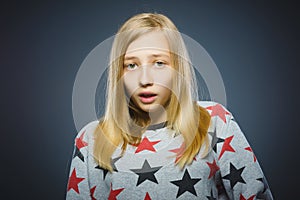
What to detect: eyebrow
<box><xmin>124</xmin><ymin>53</ymin><xmax>170</xmax><ymax>61</ymax></box>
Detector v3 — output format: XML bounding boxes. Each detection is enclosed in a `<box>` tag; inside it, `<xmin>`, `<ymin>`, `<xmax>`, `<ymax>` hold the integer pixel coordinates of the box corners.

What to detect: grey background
<box><xmin>1</xmin><ymin>1</ymin><xmax>298</xmax><ymax>199</ymax></box>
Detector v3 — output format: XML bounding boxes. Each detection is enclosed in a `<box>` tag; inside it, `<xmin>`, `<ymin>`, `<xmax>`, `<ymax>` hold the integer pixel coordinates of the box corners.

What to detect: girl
<box><xmin>66</xmin><ymin>13</ymin><xmax>273</xmax><ymax>199</ymax></box>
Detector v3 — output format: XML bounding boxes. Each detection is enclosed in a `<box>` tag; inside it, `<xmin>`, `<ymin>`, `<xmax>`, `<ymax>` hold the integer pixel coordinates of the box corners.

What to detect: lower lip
<box><xmin>139</xmin><ymin>95</ymin><xmax>157</xmax><ymax>103</ymax></box>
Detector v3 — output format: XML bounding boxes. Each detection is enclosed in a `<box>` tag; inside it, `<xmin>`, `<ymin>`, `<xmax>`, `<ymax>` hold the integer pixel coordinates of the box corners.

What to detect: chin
<box><xmin>137</xmin><ymin>102</ymin><xmax>163</xmax><ymax>113</ymax></box>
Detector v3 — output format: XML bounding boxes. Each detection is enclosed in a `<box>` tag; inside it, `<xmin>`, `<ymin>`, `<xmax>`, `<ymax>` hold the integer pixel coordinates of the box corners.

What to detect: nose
<box><xmin>139</xmin><ymin>65</ymin><xmax>153</xmax><ymax>87</ymax></box>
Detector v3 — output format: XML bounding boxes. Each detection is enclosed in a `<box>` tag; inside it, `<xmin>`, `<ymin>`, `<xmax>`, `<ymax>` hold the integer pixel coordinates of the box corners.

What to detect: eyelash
<box><xmin>154</xmin><ymin>61</ymin><xmax>165</xmax><ymax>67</ymax></box>
<box><xmin>124</xmin><ymin>61</ymin><xmax>167</xmax><ymax>70</ymax></box>
<box><xmin>126</xmin><ymin>63</ymin><xmax>138</xmax><ymax>70</ymax></box>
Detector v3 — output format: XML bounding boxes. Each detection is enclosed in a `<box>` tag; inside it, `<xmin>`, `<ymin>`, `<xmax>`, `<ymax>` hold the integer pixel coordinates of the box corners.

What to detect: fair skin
<box><xmin>123</xmin><ymin>30</ymin><xmax>174</xmax><ymax>125</ymax></box>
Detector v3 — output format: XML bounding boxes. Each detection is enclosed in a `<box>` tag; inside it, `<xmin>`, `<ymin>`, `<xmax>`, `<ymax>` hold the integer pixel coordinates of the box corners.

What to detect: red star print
<box><xmin>169</xmin><ymin>143</ymin><xmax>185</xmax><ymax>163</ymax></box>
<box><xmin>75</xmin><ymin>131</ymin><xmax>88</xmax><ymax>149</ymax></box>
<box><xmin>144</xmin><ymin>192</ymin><xmax>152</xmax><ymax>200</ymax></box>
<box><xmin>218</xmin><ymin>135</ymin><xmax>235</xmax><ymax>160</ymax></box>
<box><xmin>206</xmin><ymin>159</ymin><xmax>220</xmax><ymax>179</ymax></box>
<box><xmin>245</xmin><ymin>146</ymin><xmax>257</xmax><ymax>162</ymax></box>
<box><xmin>67</xmin><ymin>168</ymin><xmax>85</xmax><ymax>194</ymax></box>
<box><xmin>206</xmin><ymin>104</ymin><xmax>230</xmax><ymax>123</ymax></box>
<box><xmin>108</xmin><ymin>183</ymin><xmax>124</xmax><ymax>200</ymax></box>
<box><xmin>240</xmin><ymin>194</ymin><xmax>255</xmax><ymax>200</ymax></box>
<box><xmin>135</xmin><ymin>137</ymin><xmax>160</xmax><ymax>153</ymax></box>
<box><xmin>90</xmin><ymin>186</ymin><xmax>97</xmax><ymax>200</ymax></box>
<box><xmin>169</xmin><ymin>143</ymin><xmax>196</xmax><ymax>163</ymax></box>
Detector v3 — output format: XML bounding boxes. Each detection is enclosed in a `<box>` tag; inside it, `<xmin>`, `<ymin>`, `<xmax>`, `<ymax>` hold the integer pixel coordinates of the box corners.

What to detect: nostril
<box><xmin>139</xmin><ymin>81</ymin><xmax>153</xmax><ymax>87</ymax></box>
<box><xmin>139</xmin><ymin>68</ymin><xmax>153</xmax><ymax>87</ymax></box>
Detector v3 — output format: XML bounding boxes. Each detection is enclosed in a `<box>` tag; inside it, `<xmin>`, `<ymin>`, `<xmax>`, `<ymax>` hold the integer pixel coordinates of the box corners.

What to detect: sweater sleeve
<box><xmin>66</xmin><ymin>121</ymin><xmax>108</xmax><ymax>200</ymax></box>
<box><xmin>214</xmin><ymin>104</ymin><xmax>273</xmax><ymax>200</ymax></box>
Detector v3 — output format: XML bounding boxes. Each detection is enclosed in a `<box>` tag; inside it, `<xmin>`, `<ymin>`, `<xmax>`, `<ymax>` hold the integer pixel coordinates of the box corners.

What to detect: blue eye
<box><xmin>154</xmin><ymin>61</ymin><xmax>165</xmax><ymax>68</ymax></box>
<box><xmin>126</xmin><ymin>63</ymin><xmax>138</xmax><ymax>70</ymax></box>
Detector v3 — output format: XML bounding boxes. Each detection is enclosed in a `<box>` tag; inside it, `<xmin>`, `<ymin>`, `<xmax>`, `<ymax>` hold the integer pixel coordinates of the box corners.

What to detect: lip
<box><xmin>138</xmin><ymin>92</ymin><xmax>157</xmax><ymax>104</ymax></box>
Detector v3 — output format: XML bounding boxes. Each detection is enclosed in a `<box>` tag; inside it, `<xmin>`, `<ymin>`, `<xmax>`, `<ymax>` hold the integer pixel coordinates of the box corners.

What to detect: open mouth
<box><xmin>139</xmin><ymin>93</ymin><xmax>157</xmax><ymax>97</ymax></box>
<box><xmin>138</xmin><ymin>92</ymin><xmax>157</xmax><ymax>103</ymax></box>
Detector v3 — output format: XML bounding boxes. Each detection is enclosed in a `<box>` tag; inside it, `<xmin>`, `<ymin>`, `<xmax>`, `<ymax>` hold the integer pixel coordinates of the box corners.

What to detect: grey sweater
<box><xmin>66</xmin><ymin>101</ymin><xmax>273</xmax><ymax>199</ymax></box>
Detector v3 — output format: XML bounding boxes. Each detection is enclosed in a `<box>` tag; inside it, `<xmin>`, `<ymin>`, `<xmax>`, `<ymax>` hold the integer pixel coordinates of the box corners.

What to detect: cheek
<box><xmin>161</xmin><ymin>87</ymin><xmax>172</xmax><ymax>98</ymax></box>
<box><xmin>159</xmin><ymin>87</ymin><xmax>172</xmax><ymax>105</ymax></box>
<box><xmin>123</xmin><ymin>72</ymin><xmax>139</xmax><ymax>96</ymax></box>
<box><xmin>152</xmin><ymin>68</ymin><xmax>173</xmax><ymax>89</ymax></box>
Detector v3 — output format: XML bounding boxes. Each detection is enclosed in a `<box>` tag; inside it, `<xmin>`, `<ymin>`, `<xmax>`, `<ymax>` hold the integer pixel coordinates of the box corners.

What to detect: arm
<box><xmin>66</xmin><ymin>128</ymin><xmax>92</xmax><ymax>200</ymax></box>
<box><xmin>66</xmin><ymin>121</ymin><xmax>109</xmax><ymax>200</ymax></box>
<box><xmin>213</xmin><ymin>104</ymin><xmax>273</xmax><ymax>199</ymax></box>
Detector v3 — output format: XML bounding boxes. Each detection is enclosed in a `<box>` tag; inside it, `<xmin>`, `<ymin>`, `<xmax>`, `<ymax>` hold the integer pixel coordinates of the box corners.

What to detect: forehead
<box><xmin>125</xmin><ymin>31</ymin><xmax>170</xmax><ymax>56</ymax></box>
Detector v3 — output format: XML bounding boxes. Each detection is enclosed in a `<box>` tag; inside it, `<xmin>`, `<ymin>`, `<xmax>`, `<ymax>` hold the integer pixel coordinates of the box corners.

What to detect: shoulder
<box><xmin>196</xmin><ymin>101</ymin><xmax>234</xmax><ymax>134</ymax></box>
<box><xmin>197</xmin><ymin>101</ymin><xmax>251</xmax><ymax>150</ymax></box>
<box><xmin>196</xmin><ymin>101</ymin><xmax>231</xmax><ymax>115</ymax></box>
<box><xmin>196</xmin><ymin>100</ymin><xmax>233</xmax><ymax>122</ymax></box>
<box><xmin>73</xmin><ymin>120</ymin><xmax>100</xmax><ymax>146</ymax></box>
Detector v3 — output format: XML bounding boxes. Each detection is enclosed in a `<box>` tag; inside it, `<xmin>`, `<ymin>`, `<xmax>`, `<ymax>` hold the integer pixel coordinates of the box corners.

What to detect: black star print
<box><xmin>73</xmin><ymin>147</ymin><xmax>84</xmax><ymax>162</ymax></box>
<box><xmin>209</xmin><ymin>126</ymin><xmax>225</xmax><ymax>153</ymax></box>
<box><xmin>222</xmin><ymin>163</ymin><xmax>246</xmax><ymax>189</ymax></box>
<box><xmin>213</xmin><ymin>137</ymin><xmax>225</xmax><ymax>152</ymax></box>
<box><xmin>95</xmin><ymin>156</ymin><xmax>122</xmax><ymax>180</ymax></box>
<box><xmin>212</xmin><ymin>137</ymin><xmax>225</xmax><ymax>153</ymax></box>
<box><xmin>257</xmin><ymin>177</ymin><xmax>268</xmax><ymax>193</ymax></box>
<box><xmin>170</xmin><ymin>169</ymin><xmax>201</xmax><ymax>198</ymax></box>
<box><xmin>208</xmin><ymin>127</ymin><xmax>216</xmax><ymax>138</ymax></box>
<box><xmin>130</xmin><ymin>159</ymin><xmax>162</xmax><ymax>186</ymax></box>
<box><xmin>111</xmin><ymin>156</ymin><xmax>122</xmax><ymax>172</ymax></box>
<box><xmin>95</xmin><ymin>165</ymin><xmax>109</xmax><ymax>180</ymax></box>
<box><xmin>206</xmin><ymin>188</ymin><xmax>216</xmax><ymax>200</ymax></box>
<box><xmin>257</xmin><ymin>191</ymin><xmax>266</xmax><ymax>199</ymax></box>
<box><xmin>256</xmin><ymin>177</ymin><xmax>271</xmax><ymax>199</ymax></box>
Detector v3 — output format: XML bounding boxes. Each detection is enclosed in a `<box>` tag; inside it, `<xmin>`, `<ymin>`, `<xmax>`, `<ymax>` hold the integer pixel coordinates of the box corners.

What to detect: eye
<box><xmin>154</xmin><ymin>61</ymin><xmax>166</xmax><ymax>68</ymax></box>
<box><xmin>125</xmin><ymin>63</ymin><xmax>138</xmax><ymax>71</ymax></box>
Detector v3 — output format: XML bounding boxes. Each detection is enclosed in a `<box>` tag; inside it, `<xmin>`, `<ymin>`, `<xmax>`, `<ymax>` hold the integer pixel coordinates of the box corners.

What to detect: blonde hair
<box><xmin>93</xmin><ymin>13</ymin><xmax>211</xmax><ymax>171</ymax></box>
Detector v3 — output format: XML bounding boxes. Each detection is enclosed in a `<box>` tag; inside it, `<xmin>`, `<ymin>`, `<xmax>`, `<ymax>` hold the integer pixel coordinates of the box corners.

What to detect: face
<box><xmin>123</xmin><ymin>30</ymin><xmax>173</xmax><ymax>113</ymax></box>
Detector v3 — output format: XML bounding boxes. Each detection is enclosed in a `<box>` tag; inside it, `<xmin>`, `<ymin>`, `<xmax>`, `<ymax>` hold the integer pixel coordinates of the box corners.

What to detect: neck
<box><xmin>148</xmin><ymin>106</ymin><xmax>167</xmax><ymax>125</ymax></box>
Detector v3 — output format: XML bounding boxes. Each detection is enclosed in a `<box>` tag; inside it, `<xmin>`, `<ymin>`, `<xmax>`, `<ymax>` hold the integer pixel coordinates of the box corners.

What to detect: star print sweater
<box><xmin>66</xmin><ymin>101</ymin><xmax>273</xmax><ymax>200</ymax></box>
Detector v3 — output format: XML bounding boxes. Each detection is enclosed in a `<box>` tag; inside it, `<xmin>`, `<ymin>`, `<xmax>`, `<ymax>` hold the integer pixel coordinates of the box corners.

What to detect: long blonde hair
<box><xmin>93</xmin><ymin>13</ymin><xmax>211</xmax><ymax>171</ymax></box>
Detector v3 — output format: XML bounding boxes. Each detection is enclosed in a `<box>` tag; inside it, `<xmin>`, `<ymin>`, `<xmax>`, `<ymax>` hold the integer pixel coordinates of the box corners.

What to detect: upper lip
<box><xmin>138</xmin><ymin>91</ymin><xmax>157</xmax><ymax>97</ymax></box>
